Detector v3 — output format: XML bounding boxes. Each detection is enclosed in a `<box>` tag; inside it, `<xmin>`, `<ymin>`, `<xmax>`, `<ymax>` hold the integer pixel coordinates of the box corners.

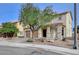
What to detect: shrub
<box><xmin>26</xmin><ymin>39</ymin><xmax>33</xmax><ymax>42</ymax></box>
<box><xmin>0</xmin><ymin>22</ymin><xmax>19</xmax><ymax>37</ymax></box>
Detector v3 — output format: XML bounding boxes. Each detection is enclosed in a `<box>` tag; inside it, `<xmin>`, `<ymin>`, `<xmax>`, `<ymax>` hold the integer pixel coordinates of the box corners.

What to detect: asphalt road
<box><xmin>0</xmin><ymin>46</ymin><xmax>62</xmax><ymax>55</ymax></box>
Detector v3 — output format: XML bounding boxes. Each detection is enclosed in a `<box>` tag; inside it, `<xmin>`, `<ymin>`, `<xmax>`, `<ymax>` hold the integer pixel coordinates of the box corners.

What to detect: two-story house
<box><xmin>17</xmin><ymin>11</ymin><xmax>72</xmax><ymax>40</ymax></box>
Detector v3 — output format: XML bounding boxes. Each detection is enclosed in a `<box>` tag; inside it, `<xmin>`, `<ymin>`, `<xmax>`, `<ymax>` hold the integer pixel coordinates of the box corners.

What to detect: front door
<box><xmin>43</xmin><ymin>29</ymin><xmax>47</xmax><ymax>37</ymax></box>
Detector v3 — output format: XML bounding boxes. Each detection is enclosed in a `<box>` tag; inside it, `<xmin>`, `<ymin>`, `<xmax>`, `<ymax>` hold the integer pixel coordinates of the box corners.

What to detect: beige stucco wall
<box><xmin>15</xmin><ymin>22</ymin><xmax>25</xmax><ymax>37</ymax></box>
<box><xmin>47</xmin><ymin>27</ymin><xmax>51</xmax><ymax>38</ymax></box>
<box><xmin>65</xmin><ymin>13</ymin><xmax>72</xmax><ymax>38</ymax></box>
<box><xmin>50</xmin><ymin>27</ymin><xmax>57</xmax><ymax>39</ymax></box>
<box><xmin>38</xmin><ymin>28</ymin><xmax>42</xmax><ymax>38</ymax></box>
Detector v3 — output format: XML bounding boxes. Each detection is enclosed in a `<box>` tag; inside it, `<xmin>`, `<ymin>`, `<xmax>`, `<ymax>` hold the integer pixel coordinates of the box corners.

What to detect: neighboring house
<box><xmin>12</xmin><ymin>22</ymin><xmax>25</xmax><ymax>37</ymax></box>
<box><xmin>17</xmin><ymin>11</ymin><xmax>72</xmax><ymax>40</ymax></box>
<box><xmin>0</xmin><ymin>21</ymin><xmax>24</xmax><ymax>37</ymax></box>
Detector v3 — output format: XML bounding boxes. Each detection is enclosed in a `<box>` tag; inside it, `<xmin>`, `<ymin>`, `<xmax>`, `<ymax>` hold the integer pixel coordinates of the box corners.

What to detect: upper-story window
<box><xmin>59</xmin><ymin>17</ymin><xmax>62</xmax><ymax>20</ymax></box>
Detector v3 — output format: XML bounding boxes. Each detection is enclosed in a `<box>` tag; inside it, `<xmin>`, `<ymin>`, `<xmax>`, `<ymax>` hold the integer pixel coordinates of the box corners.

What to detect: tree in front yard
<box><xmin>19</xmin><ymin>3</ymin><xmax>62</xmax><ymax>39</ymax></box>
<box><xmin>0</xmin><ymin>22</ymin><xmax>19</xmax><ymax>38</ymax></box>
<box><xmin>19</xmin><ymin>3</ymin><xmax>40</xmax><ymax>38</ymax></box>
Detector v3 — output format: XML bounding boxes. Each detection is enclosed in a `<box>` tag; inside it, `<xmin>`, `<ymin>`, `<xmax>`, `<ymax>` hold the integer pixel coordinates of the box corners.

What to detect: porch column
<box><xmin>57</xmin><ymin>25</ymin><xmax>62</xmax><ymax>40</ymax></box>
<box><xmin>38</xmin><ymin>28</ymin><xmax>42</xmax><ymax>38</ymax></box>
<box><xmin>52</xmin><ymin>29</ymin><xmax>56</xmax><ymax>40</ymax></box>
<box><xmin>47</xmin><ymin>27</ymin><xmax>51</xmax><ymax>38</ymax></box>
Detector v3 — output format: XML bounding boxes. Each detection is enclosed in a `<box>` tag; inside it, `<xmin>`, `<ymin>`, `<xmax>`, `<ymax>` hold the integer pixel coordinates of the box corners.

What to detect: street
<box><xmin>0</xmin><ymin>46</ymin><xmax>62</xmax><ymax>55</ymax></box>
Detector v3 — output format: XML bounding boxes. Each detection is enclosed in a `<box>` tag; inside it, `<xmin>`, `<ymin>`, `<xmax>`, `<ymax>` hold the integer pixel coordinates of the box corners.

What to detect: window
<box><xmin>62</xmin><ymin>27</ymin><xmax>64</xmax><ymax>36</ymax></box>
<box><xmin>59</xmin><ymin>17</ymin><xmax>62</xmax><ymax>20</ymax></box>
<box><xmin>43</xmin><ymin>29</ymin><xmax>47</xmax><ymax>37</ymax></box>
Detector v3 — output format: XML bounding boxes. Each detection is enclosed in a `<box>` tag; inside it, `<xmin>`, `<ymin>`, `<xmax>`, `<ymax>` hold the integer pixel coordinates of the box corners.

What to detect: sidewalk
<box><xmin>0</xmin><ymin>40</ymin><xmax>79</xmax><ymax>55</ymax></box>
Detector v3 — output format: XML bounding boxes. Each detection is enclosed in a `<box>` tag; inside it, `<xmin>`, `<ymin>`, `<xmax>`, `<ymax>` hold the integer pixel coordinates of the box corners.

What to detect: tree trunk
<box><xmin>24</xmin><ymin>31</ymin><xmax>26</xmax><ymax>39</ymax></box>
<box><xmin>31</xmin><ymin>30</ymin><xmax>34</xmax><ymax>39</ymax></box>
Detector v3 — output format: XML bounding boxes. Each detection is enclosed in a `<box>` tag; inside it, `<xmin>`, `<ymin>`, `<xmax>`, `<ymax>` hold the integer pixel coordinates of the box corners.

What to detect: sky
<box><xmin>0</xmin><ymin>3</ymin><xmax>79</xmax><ymax>29</ymax></box>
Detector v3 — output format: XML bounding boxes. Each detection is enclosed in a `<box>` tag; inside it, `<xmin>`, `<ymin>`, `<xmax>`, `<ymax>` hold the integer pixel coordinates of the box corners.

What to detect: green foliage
<box><xmin>0</xmin><ymin>28</ymin><xmax>2</xmax><ymax>33</ymax></box>
<box><xmin>37</xmin><ymin>5</ymin><xmax>61</xmax><ymax>29</ymax></box>
<box><xmin>20</xmin><ymin>4</ymin><xmax>39</xmax><ymax>25</ymax></box>
<box><xmin>0</xmin><ymin>22</ymin><xmax>19</xmax><ymax>34</ymax></box>
<box><xmin>26</xmin><ymin>38</ymin><xmax>33</xmax><ymax>42</ymax></box>
<box><xmin>19</xmin><ymin>3</ymin><xmax>40</xmax><ymax>31</ymax></box>
<box><xmin>19</xmin><ymin>3</ymin><xmax>62</xmax><ymax>31</ymax></box>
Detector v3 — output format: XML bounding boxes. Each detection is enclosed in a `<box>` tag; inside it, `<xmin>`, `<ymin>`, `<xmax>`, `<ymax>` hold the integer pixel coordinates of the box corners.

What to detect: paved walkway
<box><xmin>0</xmin><ymin>40</ymin><xmax>79</xmax><ymax>55</ymax></box>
